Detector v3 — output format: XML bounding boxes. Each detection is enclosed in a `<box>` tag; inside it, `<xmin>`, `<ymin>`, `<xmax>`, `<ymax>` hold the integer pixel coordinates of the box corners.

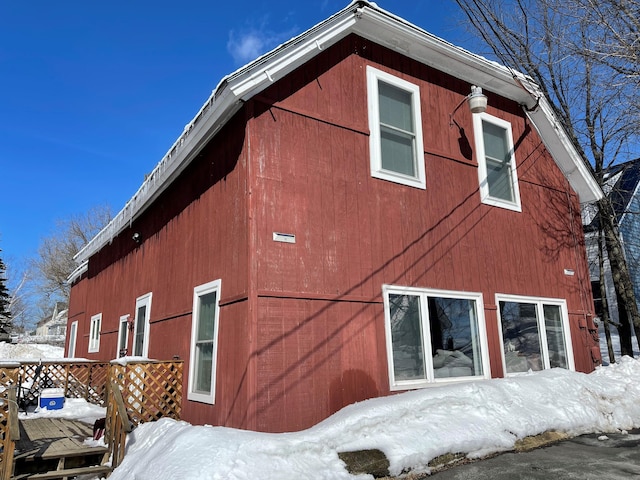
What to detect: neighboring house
<box><xmin>36</xmin><ymin>303</ymin><xmax>68</xmax><ymax>337</ymax></box>
<box><xmin>583</xmin><ymin>158</ymin><xmax>640</xmax><ymax>339</ymax></box>
<box><xmin>67</xmin><ymin>1</ymin><xmax>602</xmax><ymax>433</ymax></box>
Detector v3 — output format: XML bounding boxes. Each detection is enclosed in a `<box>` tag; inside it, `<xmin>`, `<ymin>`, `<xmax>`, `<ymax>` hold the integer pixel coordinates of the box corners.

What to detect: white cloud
<box><xmin>227</xmin><ymin>18</ymin><xmax>298</xmax><ymax>66</ymax></box>
<box><xmin>227</xmin><ymin>30</ymin><xmax>268</xmax><ymax>65</ymax></box>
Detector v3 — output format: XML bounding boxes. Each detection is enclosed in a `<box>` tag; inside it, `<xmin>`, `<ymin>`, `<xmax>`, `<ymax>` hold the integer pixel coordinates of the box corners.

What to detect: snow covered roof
<box><xmin>72</xmin><ymin>0</ymin><xmax>603</xmax><ymax>276</ymax></box>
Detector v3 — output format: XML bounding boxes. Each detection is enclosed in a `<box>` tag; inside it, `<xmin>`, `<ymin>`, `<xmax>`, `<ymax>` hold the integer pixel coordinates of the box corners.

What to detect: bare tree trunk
<box><xmin>598</xmin><ymin>196</ymin><xmax>640</xmax><ymax>355</ymax></box>
<box><xmin>597</xmin><ymin>230</ymin><xmax>616</xmax><ymax>363</ymax></box>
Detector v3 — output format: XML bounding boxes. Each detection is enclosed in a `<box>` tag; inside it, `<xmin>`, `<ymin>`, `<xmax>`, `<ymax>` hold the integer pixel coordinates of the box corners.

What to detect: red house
<box><xmin>67</xmin><ymin>1</ymin><xmax>603</xmax><ymax>433</ymax></box>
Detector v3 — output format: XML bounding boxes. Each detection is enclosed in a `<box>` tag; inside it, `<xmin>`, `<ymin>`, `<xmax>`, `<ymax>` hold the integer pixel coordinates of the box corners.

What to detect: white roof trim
<box><xmin>68</xmin><ymin>259</ymin><xmax>88</xmax><ymax>285</ymax></box>
<box><xmin>74</xmin><ymin>0</ymin><xmax>602</xmax><ymax>265</ymax></box>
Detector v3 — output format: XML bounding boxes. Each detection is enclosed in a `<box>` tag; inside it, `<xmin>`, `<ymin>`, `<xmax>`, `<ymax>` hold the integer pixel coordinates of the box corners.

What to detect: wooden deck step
<box><xmin>14</xmin><ymin>464</ymin><xmax>112</xmax><ymax>480</ymax></box>
<box><xmin>12</xmin><ymin>418</ymin><xmax>111</xmax><ymax>480</ymax></box>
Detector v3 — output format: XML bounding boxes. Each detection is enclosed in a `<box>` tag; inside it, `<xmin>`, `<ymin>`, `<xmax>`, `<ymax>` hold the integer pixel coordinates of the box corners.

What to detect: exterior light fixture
<box><xmin>449</xmin><ymin>85</ymin><xmax>488</xmax><ymax>127</ymax></box>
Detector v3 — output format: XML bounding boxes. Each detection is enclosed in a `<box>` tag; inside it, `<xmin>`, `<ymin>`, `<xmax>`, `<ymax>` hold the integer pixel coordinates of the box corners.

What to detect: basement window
<box><xmin>496</xmin><ymin>294</ymin><xmax>575</xmax><ymax>375</ymax></box>
<box><xmin>383</xmin><ymin>285</ymin><xmax>490</xmax><ymax>390</ymax></box>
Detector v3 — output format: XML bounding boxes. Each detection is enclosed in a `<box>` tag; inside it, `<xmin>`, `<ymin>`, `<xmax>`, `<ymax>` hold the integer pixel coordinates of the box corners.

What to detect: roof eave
<box><xmin>526</xmin><ymin>97</ymin><xmax>603</xmax><ymax>204</ymax></box>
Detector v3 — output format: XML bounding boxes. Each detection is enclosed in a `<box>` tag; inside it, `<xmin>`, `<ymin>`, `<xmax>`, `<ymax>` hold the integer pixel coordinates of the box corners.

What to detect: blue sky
<box><xmin>0</xmin><ymin>1</ymin><xmax>465</xmax><ymax>270</ymax></box>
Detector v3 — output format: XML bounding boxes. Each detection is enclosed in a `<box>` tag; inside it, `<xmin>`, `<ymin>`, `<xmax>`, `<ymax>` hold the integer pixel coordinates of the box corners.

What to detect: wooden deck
<box><xmin>12</xmin><ymin>418</ymin><xmax>110</xmax><ymax>480</ymax></box>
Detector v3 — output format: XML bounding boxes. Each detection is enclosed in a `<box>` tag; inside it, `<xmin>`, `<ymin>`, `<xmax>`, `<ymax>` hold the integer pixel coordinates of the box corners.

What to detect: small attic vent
<box><xmin>273</xmin><ymin>232</ymin><xmax>296</xmax><ymax>244</ymax></box>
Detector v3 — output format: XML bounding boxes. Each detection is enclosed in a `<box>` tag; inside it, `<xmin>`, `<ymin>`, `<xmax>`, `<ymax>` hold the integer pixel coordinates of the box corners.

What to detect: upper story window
<box><xmin>366</xmin><ymin>66</ymin><xmax>426</xmax><ymax>189</ymax></box>
<box><xmin>473</xmin><ymin>113</ymin><xmax>521</xmax><ymax>211</ymax></box>
<box><xmin>383</xmin><ymin>285</ymin><xmax>490</xmax><ymax>390</ymax></box>
<box><xmin>88</xmin><ymin>313</ymin><xmax>102</xmax><ymax>353</ymax></box>
<box><xmin>496</xmin><ymin>294</ymin><xmax>575</xmax><ymax>375</ymax></box>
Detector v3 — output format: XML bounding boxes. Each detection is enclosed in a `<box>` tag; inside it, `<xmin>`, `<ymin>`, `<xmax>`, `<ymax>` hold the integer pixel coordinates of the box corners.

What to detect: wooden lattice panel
<box><xmin>0</xmin><ymin>368</ymin><xmax>20</xmax><ymax>478</ymax></box>
<box><xmin>67</xmin><ymin>363</ymin><xmax>109</xmax><ymax>405</ymax></box>
<box><xmin>17</xmin><ymin>362</ymin><xmax>109</xmax><ymax>407</ymax></box>
<box><xmin>0</xmin><ymin>389</ymin><xmax>9</xmax><ymax>479</ymax></box>
<box><xmin>0</xmin><ymin>367</ymin><xmax>18</xmax><ymax>389</ymax></box>
<box><xmin>110</xmin><ymin>361</ymin><xmax>183</xmax><ymax>426</ymax></box>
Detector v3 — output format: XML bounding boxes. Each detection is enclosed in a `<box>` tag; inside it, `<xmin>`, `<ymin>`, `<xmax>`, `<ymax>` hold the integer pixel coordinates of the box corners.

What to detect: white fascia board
<box><xmin>525</xmin><ymin>96</ymin><xmax>603</xmax><ymax>204</ymax></box>
<box><xmin>67</xmin><ymin>259</ymin><xmax>88</xmax><ymax>285</ymax></box>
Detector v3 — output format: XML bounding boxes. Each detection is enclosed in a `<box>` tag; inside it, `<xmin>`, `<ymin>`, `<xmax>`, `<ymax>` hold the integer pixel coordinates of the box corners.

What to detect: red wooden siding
<box><xmin>67</xmin><ymin>34</ymin><xmax>599</xmax><ymax>434</ymax></box>
<box><xmin>243</xmin><ymin>36</ymin><xmax>598</xmax><ymax>430</ymax></box>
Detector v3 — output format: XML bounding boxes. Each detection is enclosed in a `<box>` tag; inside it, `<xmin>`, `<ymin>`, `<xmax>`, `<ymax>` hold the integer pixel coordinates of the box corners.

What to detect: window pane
<box><xmin>380</xmin><ymin>127</ymin><xmax>415</xmax><ymax>176</ymax></box>
<box><xmin>483</xmin><ymin>121</ymin><xmax>514</xmax><ymax>202</ymax></box>
<box><xmin>429</xmin><ymin>297</ymin><xmax>482</xmax><ymax>378</ymax></box>
<box><xmin>389</xmin><ymin>293</ymin><xmax>425</xmax><ymax>381</ymax></box>
<box><xmin>119</xmin><ymin>322</ymin><xmax>127</xmax><ymax>350</ymax></box>
<box><xmin>197</xmin><ymin>292</ymin><xmax>217</xmax><ymax>341</ymax></box>
<box><xmin>195</xmin><ymin>342</ymin><xmax>213</xmax><ymax>392</ymax></box>
<box><xmin>486</xmin><ymin>158</ymin><xmax>514</xmax><ymax>201</ymax></box>
<box><xmin>499</xmin><ymin>301</ymin><xmax>543</xmax><ymax>373</ymax></box>
<box><xmin>483</xmin><ymin>121</ymin><xmax>508</xmax><ymax>160</ymax></box>
<box><xmin>379</xmin><ymin>82</ymin><xmax>413</xmax><ymax>133</ymax></box>
<box><xmin>134</xmin><ymin>305</ymin><xmax>146</xmax><ymax>356</ymax></box>
<box><xmin>544</xmin><ymin>305</ymin><xmax>569</xmax><ymax>368</ymax></box>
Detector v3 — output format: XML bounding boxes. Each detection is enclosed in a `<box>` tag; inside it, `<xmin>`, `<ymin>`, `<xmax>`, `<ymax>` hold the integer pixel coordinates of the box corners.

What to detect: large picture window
<box><xmin>188</xmin><ymin>279</ymin><xmax>221</xmax><ymax>404</ymax></box>
<box><xmin>473</xmin><ymin>113</ymin><xmax>521</xmax><ymax>211</ymax></box>
<box><xmin>367</xmin><ymin>66</ymin><xmax>426</xmax><ymax>189</ymax></box>
<box><xmin>383</xmin><ymin>285</ymin><xmax>490</xmax><ymax>390</ymax></box>
<box><xmin>497</xmin><ymin>294</ymin><xmax>575</xmax><ymax>375</ymax></box>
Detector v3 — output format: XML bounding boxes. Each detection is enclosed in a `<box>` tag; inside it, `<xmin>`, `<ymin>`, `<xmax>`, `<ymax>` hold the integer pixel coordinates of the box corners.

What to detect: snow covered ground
<box><xmin>0</xmin><ymin>341</ymin><xmax>64</xmax><ymax>361</ymax></box>
<box><xmin>107</xmin><ymin>358</ymin><xmax>640</xmax><ymax>480</ymax></box>
<box><xmin>4</xmin><ymin>341</ymin><xmax>640</xmax><ymax>479</ymax></box>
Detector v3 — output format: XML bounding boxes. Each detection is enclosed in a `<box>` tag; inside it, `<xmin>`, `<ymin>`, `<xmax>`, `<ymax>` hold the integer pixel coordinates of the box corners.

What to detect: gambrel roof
<box><xmin>72</xmin><ymin>0</ymin><xmax>602</xmax><ymax>278</ymax></box>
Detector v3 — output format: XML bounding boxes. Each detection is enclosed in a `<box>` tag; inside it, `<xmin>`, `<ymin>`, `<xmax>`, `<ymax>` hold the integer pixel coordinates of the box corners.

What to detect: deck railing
<box><xmin>0</xmin><ymin>359</ymin><xmax>183</xmax><ymax>479</ymax></box>
<box><xmin>106</xmin><ymin>359</ymin><xmax>183</xmax><ymax>470</ymax></box>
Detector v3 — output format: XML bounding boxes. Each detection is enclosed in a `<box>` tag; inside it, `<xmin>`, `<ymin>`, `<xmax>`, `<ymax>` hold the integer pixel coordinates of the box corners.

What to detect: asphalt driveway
<box><xmin>429</xmin><ymin>430</ymin><xmax>640</xmax><ymax>479</ymax></box>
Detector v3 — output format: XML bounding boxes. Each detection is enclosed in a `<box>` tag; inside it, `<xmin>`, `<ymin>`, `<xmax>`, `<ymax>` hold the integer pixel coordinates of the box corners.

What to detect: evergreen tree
<box><xmin>0</xmin><ymin>251</ymin><xmax>12</xmax><ymax>334</ymax></box>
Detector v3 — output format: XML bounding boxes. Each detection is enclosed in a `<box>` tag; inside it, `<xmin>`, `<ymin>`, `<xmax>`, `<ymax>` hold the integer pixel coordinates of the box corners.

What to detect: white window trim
<box><xmin>88</xmin><ymin>313</ymin><xmax>102</xmax><ymax>353</ymax></box>
<box><xmin>383</xmin><ymin>285</ymin><xmax>491</xmax><ymax>391</ymax></box>
<box><xmin>117</xmin><ymin>314</ymin><xmax>130</xmax><ymax>358</ymax></box>
<box><xmin>188</xmin><ymin>279</ymin><xmax>222</xmax><ymax>404</ymax></box>
<box><xmin>495</xmin><ymin>293</ymin><xmax>575</xmax><ymax>376</ymax></box>
<box><xmin>366</xmin><ymin>66</ymin><xmax>426</xmax><ymax>189</ymax></box>
<box><xmin>473</xmin><ymin>112</ymin><xmax>522</xmax><ymax>212</ymax></box>
<box><xmin>67</xmin><ymin>320</ymin><xmax>78</xmax><ymax>358</ymax></box>
<box><xmin>133</xmin><ymin>292</ymin><xmax>152</xmax><ymax>357</ymax></box>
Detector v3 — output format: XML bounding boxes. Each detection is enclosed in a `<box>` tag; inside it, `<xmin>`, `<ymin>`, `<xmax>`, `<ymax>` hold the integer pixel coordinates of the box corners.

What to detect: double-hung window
<box><xmin>188</xmin><ymin>279</ymin><xmax>221</xmax><ymax>404</ymax></box>
<box><xmin>383</xmin><ymin>285</ymin><xmax>490</xmax><ymax>390</ymax></box>
<box><xmin>497</xmin><ymin>294</ymin><xmax>575</xmax><ymax>375</ymax></box>
<box><xmin>88</xmin><ymin>313</ymin><xmax>101</xmax><ymax>353</ymax></box>
<box><xmin>473</xmin><ymin>113</ymin><xmax>521</xmax><ymax>211</ymax></box>
<box><xmin>367</xmin><ymin>66</ymin><xmax>426</xmax><ymax>189</ymax></box>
